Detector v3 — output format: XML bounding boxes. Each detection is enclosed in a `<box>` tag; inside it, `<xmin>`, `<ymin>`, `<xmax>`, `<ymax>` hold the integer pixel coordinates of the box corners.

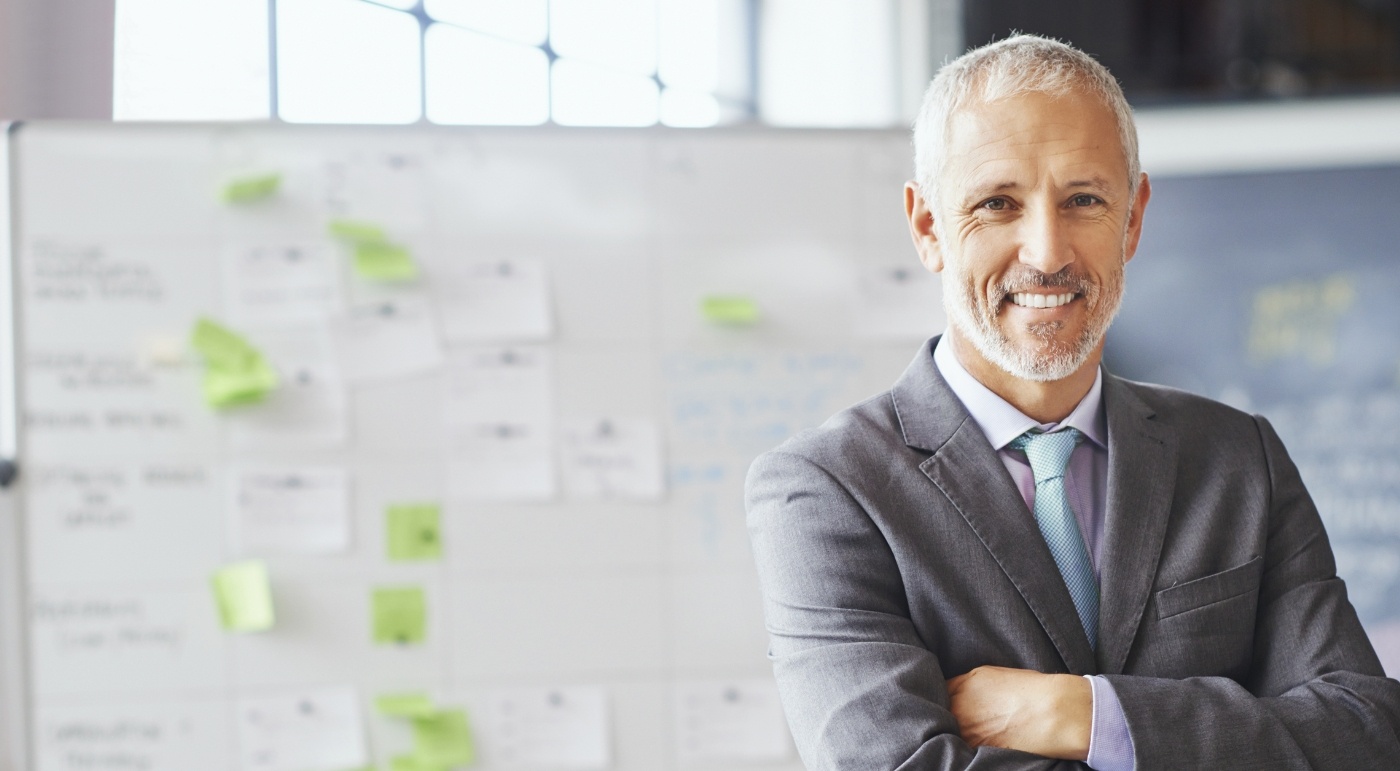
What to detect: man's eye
<box><xmin>1071</xmin><ymin>194</ymin><xmax>1101</xmax><ymax>207</ymax></box>
<box><xmin>981</xmin><ymin>198</ymin><xmax>1008</xmax><ymax>211</ymax></box>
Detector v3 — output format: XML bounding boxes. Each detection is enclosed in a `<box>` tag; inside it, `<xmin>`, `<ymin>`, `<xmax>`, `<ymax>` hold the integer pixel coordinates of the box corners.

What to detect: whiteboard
<box><xmin>2</xmin><ymin>122</ymin><xmax>940</xmax><ymax>771</ymax></box>
<box><xmin>12</xmin><ymin>99</ymin><xmax>1399</xmax><ymax>771</ymax></box>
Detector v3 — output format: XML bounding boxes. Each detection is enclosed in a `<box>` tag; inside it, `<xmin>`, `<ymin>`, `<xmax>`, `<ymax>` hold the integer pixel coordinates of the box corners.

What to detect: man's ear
<box><xmin>1122</xmin><ymin>172</ymin><xmax>1152</xmax><ymax>264</ymax></box>
<box><xmin>905</xmin><ymin>181</ymin><xmax>944</xmax><ymax>274</ymax></box>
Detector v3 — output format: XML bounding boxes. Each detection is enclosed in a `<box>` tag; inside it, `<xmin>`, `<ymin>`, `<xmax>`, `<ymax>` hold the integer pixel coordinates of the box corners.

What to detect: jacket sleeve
<box><xmin>746</xmin><ymin>448</ymin><xmax>1086</xmax><ymax>771</ymax></box>
<box><xmin>1101</xmin><ymin>415</ymin><xmax>1400</xmax><ymax>770</ymax></box>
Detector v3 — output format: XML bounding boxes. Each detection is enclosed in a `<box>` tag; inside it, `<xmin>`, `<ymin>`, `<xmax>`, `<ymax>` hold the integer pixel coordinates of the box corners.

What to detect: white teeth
<box><xmin>1011</xmin><ymin>292</ymin><xmax>1075</xmax><ymax>308</ymax></box>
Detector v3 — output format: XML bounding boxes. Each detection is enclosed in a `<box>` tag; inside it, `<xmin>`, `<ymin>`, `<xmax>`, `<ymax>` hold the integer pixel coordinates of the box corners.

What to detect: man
<box><xmin>745</xmin><ymin>34</ymin><xmax>1400</xmax><ymax>770</ymax></box>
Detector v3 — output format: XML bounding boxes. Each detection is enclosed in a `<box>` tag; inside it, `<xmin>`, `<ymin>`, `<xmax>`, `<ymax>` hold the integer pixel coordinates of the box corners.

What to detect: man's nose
<box><xmin>1017</xmin><ymin>205</ymin><xmax>1075</xmax><ymax>275</ymax></box>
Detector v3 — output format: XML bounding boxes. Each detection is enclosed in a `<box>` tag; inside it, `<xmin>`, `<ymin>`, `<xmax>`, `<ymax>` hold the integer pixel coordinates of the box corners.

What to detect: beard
<box><xmin>942</xmin><ymin>253</ymin><xmax>1125</xmax><ymax>383</ymax></box>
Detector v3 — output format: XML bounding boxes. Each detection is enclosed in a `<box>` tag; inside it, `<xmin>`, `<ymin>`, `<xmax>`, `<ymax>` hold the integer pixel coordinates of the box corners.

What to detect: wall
<box><xmin>0</xmin><ymin>0</ymin><xmax>116</xmax><ymax>119</ymax></box>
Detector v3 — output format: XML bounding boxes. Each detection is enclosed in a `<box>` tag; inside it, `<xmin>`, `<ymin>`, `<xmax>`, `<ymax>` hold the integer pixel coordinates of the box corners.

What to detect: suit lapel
<box><xmin>1095</xmin><ymin>374</ymin><xmax>1177</xmax><ymax>675</ymax></box>
<box><xmin>892</xmin><ymin>338</ymin><xmax>1097</xmax><ymax>675</ymax></box>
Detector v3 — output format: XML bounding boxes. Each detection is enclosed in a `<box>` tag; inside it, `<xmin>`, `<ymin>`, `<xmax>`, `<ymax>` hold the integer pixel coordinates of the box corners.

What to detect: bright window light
<box><xmin>759</xmin><ymin>0</ymin><xmax>899</xmax><ymax>127</ymax></box>
<box><xmin>113</xmin><ymin>0</ymin><xmax>269</xmax><ymax>120</ymax></box>
<box><xmin>426</xmin><ymin>24</ymin><xmax>549</xmax><ymax>125</ymax></box>
<box><xmin>552</xmin><ymin>59</ymin><xmax>659</xmax><ymax>126</ymax></box>
<box><xmin>114</xmin><ymin>0</ymin><xmax>754</xmax><ymax>126</ymax></box>
<box><xmin>425</xmin><ymin>0</ymin><xmax>548</xmax><ymax>46</ymax></box>
<box><xmin>660</xmin><ymin>88</ymin><xmax>719</xmax><ymax>127</ymax></box>
<box><xmin>659</xmin><ymin>0</ymin><xmax>719</xmax><ymax>92</ymax></box>
<box><xmin>278</xmin><ymin>0</ymin><xmax>422</xmax><ymax>124</ymax></box>
<box><xmin>550</xmin><ymin>0</ymin><xmax>657</xmax><ymax>76</ymax></box>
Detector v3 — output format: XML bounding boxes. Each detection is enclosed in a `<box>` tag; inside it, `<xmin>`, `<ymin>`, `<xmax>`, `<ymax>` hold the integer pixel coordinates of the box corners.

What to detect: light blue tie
<box><xmin>1009</xmin><ymin>428</ymin><xmax>1099</xmax><ymax>650</ymax></box>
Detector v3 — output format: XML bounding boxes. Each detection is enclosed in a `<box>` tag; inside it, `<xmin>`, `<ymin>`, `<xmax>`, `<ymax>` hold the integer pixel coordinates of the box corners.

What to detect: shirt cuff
<box><xmin>1084</xmin><ymin>675</ymin><xmax>1135</xmax><ymax>771</ymax></box>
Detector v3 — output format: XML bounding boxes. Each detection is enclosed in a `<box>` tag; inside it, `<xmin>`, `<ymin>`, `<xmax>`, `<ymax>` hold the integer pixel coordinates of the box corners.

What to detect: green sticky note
<box><xmin>211</xmin><ymin>560</ymin><xmax>275</xmax><ymax>632</ymax></box>
<box><xmin>701</xmin><ymin>295</ymin><xmax>760</xmax><ymax>325</ymax></box>
<box><xmin>376</xmin><ymin>692</ymin><xmax>436</xmax><ymax>718</ymax></box>
<box><xmin>191</xmin><ymin>317</ymin><xmax>262</xmax><ymax>370</ymax></box>
<box><xmin>190</xmin><ymin>318</ymin><xmax>279</xmax><ymax>409</ymax></box>
<box><xmin>328</xmin><ymin>219</ymin><xmax>388</xmax><ymax>243</ymax></box>
<box><xmin>411</xmin><ymin>710</ymin><xmax>475</xmax><ymax>766</ymax></box>
<box><xmin>390</xmin><ymin>755</ymin><xmax>446</xmax><ymax>771</ymax></box>
<box><xmin>203</xmin><ymin>365</ymin><xmax>279</xmax><ymax>409</ymax></box>
<box><xmin>354</xmin><ymin>241</ymin><xmax>418</xmax><ymax>281</ymax></box>
<box><xmin>387</xmin><ymin>504</ymin><xmax>442</xmax><ymax>562</ymax></box>
<box><xmin>373</xmin><ymin>586</ymin><xmax>426</xmax><ymax>645</ymax></box>
<box><xmin>221</xmin><ymin>173</ymin><xmax>281</xmax><ymax>204</ymax></box>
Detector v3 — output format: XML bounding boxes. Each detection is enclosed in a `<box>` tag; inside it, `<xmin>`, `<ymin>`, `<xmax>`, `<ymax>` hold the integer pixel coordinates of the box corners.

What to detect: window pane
<box><xmin>114</xmin><ymin>0</ymin><xmax>270</xmax><ymax>120</ymax></box>
<box><xmin>550</xmin><ymin>0</ymin><xmax>657</xmax><ymax>76</ymax></box>
<box><xmin>660</xmin><ymin>88</ymin><xmax>719</xmax><ymax>127</ymax></box>
<box><xmin>426</xmin><ymin>23</ymin><xmax>548</xmax><ymax>125</ymax></box>
<box><xmin>363</xmin><ymin>0</ymin><xmax>419</xmax><ymax>10</ymax></box>
<box><xmin>424</xmin><ymin>0</ymin><xmax>546</xmax><ymax>45</ymax></box>
<box><xmin>758</xmin><ymin>0</ymin><xmax>898</xmax><ymax>127</ymax></box>
<box><xmin>552</xmin><ymin>58</ymin><xmax>658</xmax><ymax>126</ymax></box>
<box><xmin>658</xmin><ymin>0</ymin><xmax>718</xmax><ymax>91</ymax></box>
<box><xmin>278</xmin><ymin>0</ymin><xmax>423</xmax><ymax>124</ymax></box>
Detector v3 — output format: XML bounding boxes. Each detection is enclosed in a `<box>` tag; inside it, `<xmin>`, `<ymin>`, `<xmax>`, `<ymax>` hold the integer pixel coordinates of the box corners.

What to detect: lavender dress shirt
<box><xmin>933</xmin><ymin>337</ymin><xmax>1134</xmax><ymax>771</ymax></box>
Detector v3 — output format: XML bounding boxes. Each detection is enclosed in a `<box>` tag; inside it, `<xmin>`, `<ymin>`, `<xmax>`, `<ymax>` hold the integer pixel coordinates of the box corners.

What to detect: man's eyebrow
<box><xmin>959</xmin><ymin>175</ymin><xmax>1116</xmax><ymax>202</ymax></box>
<box><xmin>1064</xmin><ymin>176</ymin><xmax>1114</xmax><ymax>191</ymax></box>
<box><xmin>962</xmin><ymin>180</ymin><xmax>1021</xmax><ymax>200</ymax></box>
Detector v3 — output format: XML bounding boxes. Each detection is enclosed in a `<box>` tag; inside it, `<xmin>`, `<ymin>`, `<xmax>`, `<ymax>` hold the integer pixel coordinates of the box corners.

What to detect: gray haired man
<box><xmin>746</xmin><ymin>34</ymin><xmax>1400</xmax><ymax>769</ymax></box>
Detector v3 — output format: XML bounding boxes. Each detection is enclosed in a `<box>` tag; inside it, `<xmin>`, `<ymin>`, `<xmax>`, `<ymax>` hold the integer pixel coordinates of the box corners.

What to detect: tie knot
<box><xmin>1009</xmin><ymin>428</ymin><xmax>1082</xmax><ymax>484</ymax></box>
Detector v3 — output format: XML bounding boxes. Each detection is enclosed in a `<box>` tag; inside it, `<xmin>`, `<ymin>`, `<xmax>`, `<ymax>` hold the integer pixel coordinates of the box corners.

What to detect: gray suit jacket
<box><xmin>746</xmin><ymin>338</ymin><xmax>1400</xmax><ymax>770</ymax></box>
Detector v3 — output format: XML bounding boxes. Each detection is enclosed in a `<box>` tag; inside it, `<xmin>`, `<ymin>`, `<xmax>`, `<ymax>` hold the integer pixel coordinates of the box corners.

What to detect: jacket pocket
<box><xmin>1155</xmin><ymin>556</ymin><xmax>1263</xmax><ymax>620</ymax></box>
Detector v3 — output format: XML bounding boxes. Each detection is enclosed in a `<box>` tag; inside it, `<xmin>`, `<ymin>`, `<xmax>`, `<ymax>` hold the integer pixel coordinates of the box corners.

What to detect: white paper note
<box><xmin>483</xmin><ymin>686</ymin><xmax>610</xmax><ymax>769</ymax></box>
<box><xmin>435</xmin><ymin>259</ymin><xmax>553</xmax><ymax>342</ymax></box>
<box><xmin>221</xmin><ymin>243</ymin><xmax>341</xmax><ymax>323</ymax></box>
<box><xmin>327</xmin><ymin>297</ymin><xmax>444</xmax><ymax>383</ymax></box>
<box><xmin>855</xmin><ymin>264</ymin><xmax>946</xmax><ymax>339</ymax></box>
<box><xmin>229</xmin><ymin>326</ymin><xmax>347</xmax><ymax>447</ymax></box>
<box><xmin>322</xmin><ymin>151</ymin><xmax>429</xmax><ymax>233</ymax></box>
<box><xmin>236</xmin><ymin>686</ymin><xmax>368</xmax><ymax>771</ymax></box>
<box><xmin>233</xmin><ymin>467</ymin><xmax>350</xmax><ymax>553</ymax></box>
<box><xmin>674</xmin><ymin>680</ymin><xmax>792</xmax><ymax>765</ymax></box>
<box><xmin>560</xmin><ymin>417</ymin><xmax>664</xmax><ymax>500</ymax></box>
<box><xmin>445</xmin><ymin>347</ymin><xmax>555</xmax><ymax>501</ymax></box>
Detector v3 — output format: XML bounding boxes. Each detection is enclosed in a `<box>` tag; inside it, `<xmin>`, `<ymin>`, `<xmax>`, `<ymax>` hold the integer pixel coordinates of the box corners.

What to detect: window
<box><xmin>115</xmin><ymin>0</ymin><xmax>755</xmax><ymax>126</ymax></box>
<box><xmin>113</xmin><ymin>0</ymin><xmax>271</xmax><ymax>121</ymax></box>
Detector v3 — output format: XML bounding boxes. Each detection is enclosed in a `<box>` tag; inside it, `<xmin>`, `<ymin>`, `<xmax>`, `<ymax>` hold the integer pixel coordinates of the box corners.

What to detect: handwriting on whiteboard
<box><xmin>29</xmin><ymin>465</ymin><xmax>206</xmax><ymax>530</ymax></box>
<box><xmin>663</xmin><ymin>351</ymin><xmax>868</xmax><ymax>451</ymax></box>
<box><xmin>29</xmin><ymin>589</ymin><xmax>226</xmax><ymax>697</ymax></box>
<box><xmin>25</xmin><ymin>241</ymin><xmax>165</xmax><ymax>303</ymax></box>
<box><xmin>1265</xmin><ymin>389</ymin><xmax>1400</xmax><ymax>627</ymax></box>
<box><xmin>32</xmin><ymin>598</ymin><xmax>182</xmax><ymax>654</ymax></box>
<box><xmin>35</xmin><ymin>700</ymin><xmax>231</xmax><ymax>771</ymax></box>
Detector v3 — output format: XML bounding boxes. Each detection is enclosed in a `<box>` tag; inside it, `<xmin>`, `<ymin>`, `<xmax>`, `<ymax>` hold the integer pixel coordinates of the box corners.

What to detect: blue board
<box><xmin>1108</xmin><ymin>165</ymin><xmax>1400</xmax><ymax>648</ymax></box>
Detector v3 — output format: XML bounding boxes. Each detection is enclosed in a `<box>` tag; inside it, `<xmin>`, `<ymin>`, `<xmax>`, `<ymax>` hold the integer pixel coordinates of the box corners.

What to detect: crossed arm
<box><xmin>946</xmin><ymin>666</ymin><xmax>1092</xmax><ymax>760</ymax></box>
<box><xmin>746</xmin><ymin>420</ymin><xmax>1400</xmax><ymax>770</ymax></box>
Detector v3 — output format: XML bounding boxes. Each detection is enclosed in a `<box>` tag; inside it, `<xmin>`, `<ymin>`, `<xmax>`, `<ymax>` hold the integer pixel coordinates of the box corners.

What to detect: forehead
<box><xmin>942</xmin><ymin>90</ymin><xmax>1127</xmax><ymax>197</ymax></box>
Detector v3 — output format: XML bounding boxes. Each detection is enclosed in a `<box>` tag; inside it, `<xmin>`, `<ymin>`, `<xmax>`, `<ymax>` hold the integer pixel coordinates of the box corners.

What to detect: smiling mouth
<box><xmin>1009</xmin><ymin>292</ymin><xmax>1078</xmax><ymax>309</ymax></box>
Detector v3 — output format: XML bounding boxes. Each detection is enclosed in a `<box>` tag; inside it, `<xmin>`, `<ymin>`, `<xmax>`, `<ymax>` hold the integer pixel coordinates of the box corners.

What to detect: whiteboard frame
<box><xmin>0</xmin><ymin>120</ymin><xmax>31</xmax><ymax>771</ymax></box>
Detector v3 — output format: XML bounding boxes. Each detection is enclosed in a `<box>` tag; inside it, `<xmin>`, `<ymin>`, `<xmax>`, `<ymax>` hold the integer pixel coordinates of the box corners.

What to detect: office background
<box><xmin>2</xmin><ymin>2</ymin><xmax>1400</xmax><ymax>770</ymax></box>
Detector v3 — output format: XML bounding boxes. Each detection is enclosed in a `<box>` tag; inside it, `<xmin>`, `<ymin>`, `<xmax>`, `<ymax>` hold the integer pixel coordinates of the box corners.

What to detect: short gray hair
<box><xmin>912</xmin><ymin>34</ymin><xmax>1141</xmax><ymax>208</ymax></box>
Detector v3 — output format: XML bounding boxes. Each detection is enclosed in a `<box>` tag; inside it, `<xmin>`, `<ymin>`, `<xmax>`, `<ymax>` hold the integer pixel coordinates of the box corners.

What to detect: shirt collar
<box><xmin>933</xmin><ymin>334</ymin><xmax>1107</xmax><ymax>451</ymax></box>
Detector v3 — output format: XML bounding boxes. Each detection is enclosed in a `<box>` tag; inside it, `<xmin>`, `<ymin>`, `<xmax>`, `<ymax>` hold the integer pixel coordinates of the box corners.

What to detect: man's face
<box><xmin>906</xmin><ymin>89</ymin><xmax>1150</xmax><ymax>382</ymax></box>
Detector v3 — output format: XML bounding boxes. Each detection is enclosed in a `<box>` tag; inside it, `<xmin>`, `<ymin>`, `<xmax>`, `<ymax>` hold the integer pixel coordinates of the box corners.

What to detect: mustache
<box><xmin>994</xmin><ymin>267</ymin><xmax>1095</xmax><ymax>298</ymax></box>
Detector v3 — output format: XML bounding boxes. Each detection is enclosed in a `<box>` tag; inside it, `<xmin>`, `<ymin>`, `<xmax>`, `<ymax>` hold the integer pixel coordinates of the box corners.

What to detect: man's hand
<box><xmin>946</xmin><ymin>665</ymin><xmax>1092</xmax><ymax>760</ymax></box>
